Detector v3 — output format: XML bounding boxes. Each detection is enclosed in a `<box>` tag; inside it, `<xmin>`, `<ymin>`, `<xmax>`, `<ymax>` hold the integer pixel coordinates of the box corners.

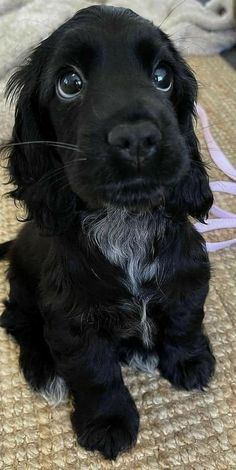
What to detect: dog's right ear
<box><xmin>5</xmin><ymin>46</ymin><xmax>79</xmax><ymax>234</ymax></box>
<box><xmin>6</xmin><ymin>49</ymin><xmax>51</xmax><ymax>195</ymax></box>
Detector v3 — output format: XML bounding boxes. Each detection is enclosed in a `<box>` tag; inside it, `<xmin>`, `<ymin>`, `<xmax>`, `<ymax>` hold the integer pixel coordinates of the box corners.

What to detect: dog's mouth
<box><xmin>96</xmin><ymin>176</ymin><xmax>166</xmax><ymax>210</ymax></box>
<box><xmin>67</xmin><ymin>140</ymin><xmax>190</xmax><ymax>211</ymax></box>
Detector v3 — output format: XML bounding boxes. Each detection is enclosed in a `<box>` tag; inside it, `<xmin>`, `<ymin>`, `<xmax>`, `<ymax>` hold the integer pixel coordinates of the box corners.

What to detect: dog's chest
<box><xmin>82</xmin><ymin>208</ymin><xmax>161</xmax><ymax>346</ymax></box>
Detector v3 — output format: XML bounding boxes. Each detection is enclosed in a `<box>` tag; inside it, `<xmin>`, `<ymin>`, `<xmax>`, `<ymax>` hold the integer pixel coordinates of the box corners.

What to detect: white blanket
<box><xmin>0</xmin><ymin>0</ymin><xmax>235</xmax><ymax>81</ymax></box>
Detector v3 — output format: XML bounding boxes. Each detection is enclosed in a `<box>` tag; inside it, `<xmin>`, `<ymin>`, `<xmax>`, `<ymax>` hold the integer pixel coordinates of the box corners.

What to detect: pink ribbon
<box><xmin>195</xmin><ymin>104</ymin><xmax>236</xmax><ymax>252</ymax></box>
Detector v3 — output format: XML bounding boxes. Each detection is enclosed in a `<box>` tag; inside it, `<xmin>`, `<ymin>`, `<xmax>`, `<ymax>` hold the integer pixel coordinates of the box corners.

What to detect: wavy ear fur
<box><xmin>169</xmin><ymin>52</ymin><xmax>213</xmax><ymax>221</ymax></box>
<box><xmin>175</xmin><ymin>115</ymin><xmax>213</xmax><ymax>222</ymax></box>
<box><xmin>5</xmin><ymin>46</ymin><xmax>79</xmax><ymax>235</ymax></box>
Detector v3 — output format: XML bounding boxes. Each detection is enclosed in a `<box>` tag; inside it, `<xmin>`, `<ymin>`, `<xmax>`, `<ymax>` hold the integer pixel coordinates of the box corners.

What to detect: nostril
<box><xmin>107</xmin><ymin>127</ymin><xmax>132</xmax><ymax>151</ymax></box>
<box><xmin>121</xmin><ymin>139</ymin><xmax>131</xmax><ymax>150</ymax></box>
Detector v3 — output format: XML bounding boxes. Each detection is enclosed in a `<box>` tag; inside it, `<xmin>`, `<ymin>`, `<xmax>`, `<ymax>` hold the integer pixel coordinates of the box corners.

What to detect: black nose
<box><xmin>108</xmin><ymin>121</ymin><xmax>161</xmax><ymax>165</ymax></box>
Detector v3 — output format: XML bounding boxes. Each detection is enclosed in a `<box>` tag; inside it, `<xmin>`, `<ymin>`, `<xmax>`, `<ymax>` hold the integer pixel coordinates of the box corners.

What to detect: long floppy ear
<box><xmin>169</xmin><ymin>54</ymin><xmax>213</xmax><ymax>222</ymax></box>
<box><xmin>175</xmin><ymin>115</ymin><xmax>213</xmax><ymax>222</ymax></box>
<box><xmin>4</xmin><ymin>46</ymin><xmax>79</xmax><ymax>234</ymax></box>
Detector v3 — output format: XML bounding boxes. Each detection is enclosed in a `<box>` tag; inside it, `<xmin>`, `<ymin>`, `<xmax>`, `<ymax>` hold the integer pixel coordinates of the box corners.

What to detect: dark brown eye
<box><xmin>57</xmin><ymin>69</ymin><xmax>83</xmax><ymax>100</ymax></box>
<box><xmin>153</xmin><ymin>63</ymin><xmax>173</xmax><ymax>92</ymax></box>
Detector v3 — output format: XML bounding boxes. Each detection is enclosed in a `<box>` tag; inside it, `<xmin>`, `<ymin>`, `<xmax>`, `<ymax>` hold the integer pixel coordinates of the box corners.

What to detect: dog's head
<box><xmin>5</xmin><ymin>5</ymin><xmax>213</xmax><ymax>233</ymax></box>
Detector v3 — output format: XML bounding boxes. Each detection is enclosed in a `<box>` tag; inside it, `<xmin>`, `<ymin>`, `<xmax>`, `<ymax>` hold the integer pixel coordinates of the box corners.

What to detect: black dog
<box><xmin>0</xmin><ymin>5</ymin><xmax>215</xmax><ymax>460</ymax></box>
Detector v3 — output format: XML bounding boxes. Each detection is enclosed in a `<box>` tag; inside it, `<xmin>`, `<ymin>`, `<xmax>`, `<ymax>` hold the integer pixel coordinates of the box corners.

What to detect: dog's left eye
<box><xmin>153</xmin><ymin>63</ymin><xmax>173</xmax><ymax>92</ymax></box>
<box><xmin>57</xmin><ymin>69</ymin><xmax>83</xmax><ymax>100</ymax></box>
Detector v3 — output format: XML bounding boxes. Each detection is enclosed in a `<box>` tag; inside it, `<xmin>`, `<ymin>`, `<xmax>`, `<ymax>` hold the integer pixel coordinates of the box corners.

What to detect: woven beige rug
<box><xmin>0</xmin><ymin>56</ymin><xmax>236</xmax><ymax>469</ymax></box>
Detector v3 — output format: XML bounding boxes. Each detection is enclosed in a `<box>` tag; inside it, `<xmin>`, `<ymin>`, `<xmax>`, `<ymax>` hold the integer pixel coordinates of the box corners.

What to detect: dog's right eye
<box><xmin>56</xmin><ymin>69</ymin><xmax>84</xmax><ymax>100</ymax></box>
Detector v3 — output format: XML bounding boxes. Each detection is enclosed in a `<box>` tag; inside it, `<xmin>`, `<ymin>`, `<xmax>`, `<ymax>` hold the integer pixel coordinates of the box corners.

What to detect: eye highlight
<box><xmin>153</xmin><ymin>63</ymin><xmax>173</xmax><ymax>92</ymax></box>
<box><xmin>57</xmin><ymin>68</ymin><xmax>84</xmax><ymax>100</ymax></box>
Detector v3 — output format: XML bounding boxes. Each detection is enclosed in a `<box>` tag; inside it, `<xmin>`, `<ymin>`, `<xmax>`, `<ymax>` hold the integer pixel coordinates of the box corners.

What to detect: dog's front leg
<box><xmin>157</xmin><ymin>286</ymin><xmax>216</xmax><ymax>391</ymax></box>
<box><xmin>44</xmin><ymin>320</ymin><xmax>139</xmax><ymax>460</ymax></box>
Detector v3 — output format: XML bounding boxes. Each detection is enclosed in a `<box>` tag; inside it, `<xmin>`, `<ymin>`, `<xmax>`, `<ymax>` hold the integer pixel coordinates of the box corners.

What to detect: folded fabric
<box><xmin>108</xmin><ymin>0</ymin><xmax>236</xmax><ymax>55</ymax></box>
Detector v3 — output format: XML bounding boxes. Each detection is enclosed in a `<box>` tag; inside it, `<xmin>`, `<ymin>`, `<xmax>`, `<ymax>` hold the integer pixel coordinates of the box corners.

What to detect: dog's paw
<box><xmin>159</xmin><ymin>349</ymin><xmax>216</xmax><ymax>391</ymax></box>
<box><xmin>72</xmin><ymin>401</ymin><xmax>139</xmax><ymax>460</ymax></box>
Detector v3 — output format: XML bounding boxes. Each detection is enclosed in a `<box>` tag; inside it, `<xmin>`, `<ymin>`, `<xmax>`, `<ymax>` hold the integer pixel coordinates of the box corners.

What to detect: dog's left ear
<box><xmin>170</xmin><ymin>56</ymin><xmax>213</xmax><ymax>222</ymax></box>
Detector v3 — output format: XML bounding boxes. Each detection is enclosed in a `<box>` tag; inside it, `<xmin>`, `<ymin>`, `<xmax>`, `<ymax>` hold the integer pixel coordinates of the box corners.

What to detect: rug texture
<box><xmin>0</xmin><ymin>54</ymin><xmax>236</xmax><ymax>469</ymax></box>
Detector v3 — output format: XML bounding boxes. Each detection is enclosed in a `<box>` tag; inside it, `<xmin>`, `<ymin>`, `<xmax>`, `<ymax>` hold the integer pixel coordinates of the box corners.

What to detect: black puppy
<box><xmin>0</xmin><ymin>5</ymin><xmax>215</xmax><ymax>460</ymax></box>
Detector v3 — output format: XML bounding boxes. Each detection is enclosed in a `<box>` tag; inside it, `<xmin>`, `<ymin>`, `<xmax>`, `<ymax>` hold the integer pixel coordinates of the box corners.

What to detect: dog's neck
<box><xmin>81</xmin><ymin>207</ymin><xmax>165</xmax><ymax>249</ymax></box>
<box><xmin>81</xmin><ymin>207</ymin><xmax>165</xmax><ymax>295</ymax></box>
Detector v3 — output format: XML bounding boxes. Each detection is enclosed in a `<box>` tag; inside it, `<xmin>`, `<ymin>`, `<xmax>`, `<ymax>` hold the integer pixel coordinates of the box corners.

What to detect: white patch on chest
<box><xmin>82</xmin><ymin>208</ymin><xmax>163</xmax><ymax>347</ymax></box>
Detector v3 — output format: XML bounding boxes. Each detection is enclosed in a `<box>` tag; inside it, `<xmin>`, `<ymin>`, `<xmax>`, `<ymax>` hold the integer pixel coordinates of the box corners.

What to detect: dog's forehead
<box><xmin>71</xmin><ymin>5</ymin><xmax>153</xmax><ymax>33</ymax></box>
<box><xmin>54</xmin><ymin>6</ymin><xmax>163</xmax><ymax>62</ymax></box>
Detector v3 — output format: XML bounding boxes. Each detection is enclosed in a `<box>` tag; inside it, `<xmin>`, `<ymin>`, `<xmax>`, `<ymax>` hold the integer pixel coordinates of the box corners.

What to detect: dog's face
<box><xmin>6</xmin><ymin>5</ymin><xmax>213</xmax><ymax>231</ymax></box>
<box><xmin>47</xmin><ymin>7</ymin><xmax>190</xmax><ymax>209</ymax></box>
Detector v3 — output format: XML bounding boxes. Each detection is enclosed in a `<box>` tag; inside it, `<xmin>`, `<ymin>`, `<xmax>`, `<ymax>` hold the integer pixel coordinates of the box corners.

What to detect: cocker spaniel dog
<box><xmin>0</xmin><ymin>5</ymin><xmax>215</xmax><ymax>460</ymax></box>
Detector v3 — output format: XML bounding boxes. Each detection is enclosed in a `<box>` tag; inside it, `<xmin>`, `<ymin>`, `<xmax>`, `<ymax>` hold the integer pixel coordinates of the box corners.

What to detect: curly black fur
<box><xmin>0</xmin><ymin>5</ymin><xmax>215</xmax><ymax>460</ymax></box>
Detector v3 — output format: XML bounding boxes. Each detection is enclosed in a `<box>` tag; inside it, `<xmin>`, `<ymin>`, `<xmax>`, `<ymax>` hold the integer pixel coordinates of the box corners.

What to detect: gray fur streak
<box><xmin>118</xmin><ymin>298</ymin><xmax>155</xmax><ymax>347</ymax></box>
<box><xmin>126</xmin><ymin>352</ymin><xmax>159</xmax><ymax>373</ymax></box>
<box><xmin>39</xmin><ymin>376</ymin><xmax>68</xmax><ymax>407</ymax></box>
<box><xmin>82</xmin><ymin>207</ymin><xmax>165</xmax><ymax>347</ymax></box>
